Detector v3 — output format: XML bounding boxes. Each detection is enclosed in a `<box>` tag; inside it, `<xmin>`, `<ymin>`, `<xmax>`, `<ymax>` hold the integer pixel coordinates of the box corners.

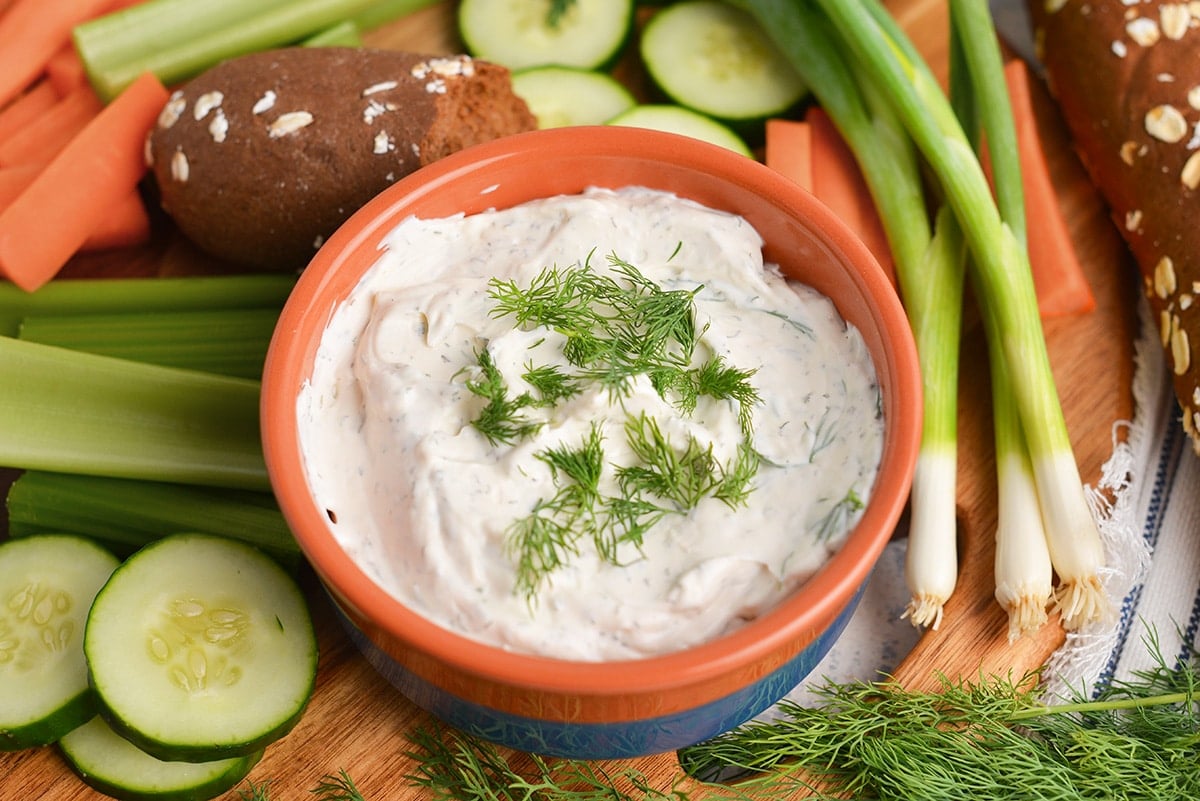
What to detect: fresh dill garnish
<box><xmin>402</xmin><ymin>630</ymin><xmax>1200</xmax><ymax>801</ymax></box>
<box><xmin>473</xmin><ymin>252</ymin><xmax>766</xmax><ymax>600</ymax></box>
<box><xmin>310</xmin><ymin>770</ymin><xmax>367</xmax><ymax>801</ymax></box>
<box><xmin>806</xmin><ymin>408</ymin><xmax>838</xmax><ymax>463</ymax></box>
<box><xmin>234</xmin><ymin>779</ymin><xmax>273</xmax><ymax>801</ymax></box>
<box><xmin>463</xmin><ymin>347</ymin><xmax>543</xmax><ymax>446</ymax></box>
<box><xmin>809</xmin><ymin>488</ymin><xmax>864</xmax><ymax>542</ymax></box>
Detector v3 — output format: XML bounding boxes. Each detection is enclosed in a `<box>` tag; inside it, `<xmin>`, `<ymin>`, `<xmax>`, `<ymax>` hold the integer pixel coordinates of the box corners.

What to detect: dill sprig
<box><xmin>311</xmin><ymin>770</ymin><xmax>367</xmax><ymax>801</ymax></box>
<box><xmin>472</xmin><ymin>252</ymin><xmax>766</xmax><ymax>600</ymax></box>
<box><xmin>404</xmin><ymin>724</ymin><xmax>691</xmax><ymax>801</ymax></box>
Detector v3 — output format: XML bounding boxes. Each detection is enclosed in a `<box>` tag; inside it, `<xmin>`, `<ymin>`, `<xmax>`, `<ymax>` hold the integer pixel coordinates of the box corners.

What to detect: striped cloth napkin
<box><xmin>784</xmin><ymin>297</ymin><xmax>1198</xmax><ymax>705</ymax></box>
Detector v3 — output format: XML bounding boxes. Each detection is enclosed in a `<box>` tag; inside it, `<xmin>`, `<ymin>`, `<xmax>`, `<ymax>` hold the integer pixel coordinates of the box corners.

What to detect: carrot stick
<box><xmin>0</xmin><ymin>0</ymin><xmax>119</xmax><ymax>109</ymax></box>
<box><xmin>0</xmin><ymin>71</ymin><xmax>169</xmax><ymax>291</ymax></box>
<box><xmin>80</xmin><ymin>189</ymin><xmax>151</xmax><ymax>251</ymax></box>
<box><xmin>0</xmin><ymin>164</ymin><xmax>41</xmax><ymax>207</ymax></box>
<box><xmin>0</xmin><ymin>84</ymin><xmax>103</xmax><ymax>167</ymax></box>
<box><xmin>0</xmin><ymin>81</ymin><xmax>60</xmax><ymax>145</ymax></box>
<box><xmin>1003</xmin><ymin>58</ymin><xmax>1095</xmax><ymax>318</ymax></box>
<box><xmin>46</xmin><ymin>44</ymin><xmax>89</xmax><ymax>96</ymax></box>
<box><xmin>764</xmin><ymin>117</ymin><xmax>814</xmax><ymax>192</ymax></box>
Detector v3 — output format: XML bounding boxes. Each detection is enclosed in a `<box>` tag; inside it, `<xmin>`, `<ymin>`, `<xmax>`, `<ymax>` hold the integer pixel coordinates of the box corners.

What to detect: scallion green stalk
<box><xmin>302</xmin><ymin>19</ymin><xmax>363</xmax><ymax>47</ymax></box>
<box><xmin>17</xmin><ymin>307</ymin><xmax>279</xmax><ymax>379</ymax></box>
<box><xmin>0</xmin><ymin>273</ymin><xmax>295</xmax><ymax>337</ymax></box>
<box><xmin>6</xmin><ymin>470</ymin><xmax>300</xmax><ymax>569</ymax></box>
<box><xmin>0</xmin><ymin>336</ymin><xmax>267</xmax><ymax>491</ymax></box>
<box><xmin>811</xmin><ymin>0</ymin><xmax>1109</xmax><ymax>630</ymax></box>
<box><xmin>731</xmin><ymin>0</ymin><xmax>966</xmax><ymax>629</ymax></box>
<box><xmin>948</xmin><ymin>0</ymin><xmax>1054</xmax><ymax>639</ymax></box>
<box><xmin>351</xmin><ymin>0</ymin><xmax>442</xmax><ymax>32</ymax></box>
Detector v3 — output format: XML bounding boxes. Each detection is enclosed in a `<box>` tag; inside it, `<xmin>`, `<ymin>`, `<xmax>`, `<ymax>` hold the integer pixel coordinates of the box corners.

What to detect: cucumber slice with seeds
<box><xmin>84</xmin><ymin>533</ymin><xmax>316</xmax><ymax>763</ymax></box>
<box><xmin>60</xmin><ymin>715</ymin><xmax>262</xmax><ymax>801</ymax></box>
<box><xmin>606</xmin><ymin>104</ymin><xmax>754</xmax><ymax>157</ymax></box>
<box><xmin>639</xmin><ymin>0</ymin><xmax>806</xmax><ymax>126</ymax></box>
<box><xmin>0</xmin><ymin>534</ymin><xmax>119</xmax><ymax>751</ymax></box>
<box><xmin>458</xmin><ymin>0</ymin><xmax>635</xmax><ymax>71</ymax></box>
<box><xmin>511</xmin><ymin>66</ymin><xmax>636</xmax><ymax>128</ymax></box>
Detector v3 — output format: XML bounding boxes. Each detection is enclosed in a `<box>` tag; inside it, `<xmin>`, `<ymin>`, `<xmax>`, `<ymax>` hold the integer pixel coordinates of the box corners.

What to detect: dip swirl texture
<box><xmin>298</xmin><ymin>187</ymin><xmax>884</xmax><ymax>661</ymax></box>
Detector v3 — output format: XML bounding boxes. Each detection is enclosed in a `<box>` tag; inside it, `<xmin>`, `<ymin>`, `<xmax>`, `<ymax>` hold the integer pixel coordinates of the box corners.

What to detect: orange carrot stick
<box><xmin>0</xmin><ymin>164</ymin><xmax>41</xmax><ymax>207</ymax></box>
<box><xmin>0</xmin><ymin>84</ymin><xmax>103</xmax><ymax>167</ymax></box>
<box><xmin>0</xmin><ymin>71</ymin><xmax>169</xmax><ymax>291</ymax></box>
<box><xmin>806</xmin><ymin>108</ymin><xmax>896</xmax><ymax>286</ymax></box>
<box><xmin>45</xmin><ymin>44</ymin><xmax>89</xmax><ymax>96</ymax></box>
<box><xmin>1004</xmin><ymin>58</ymin><xmax>1095</xmax><ymax>318</ymax></box>
<box><xmin>0</xmin><ymin>0</ymin><xmax>119</xmax><ymax>109</ymax></box>
<box><xmin>0</xmin><ymin>80</ymin><xmax>60</xmax><ymax>145</ymax></box>
<box><xmin>81</xmin><ymin>189</ymin><xmax>151</xmax><ymax>251</ymax></box>
<box><xmin>764</xmin><ymin>117</ymin><xmax>813</xmax><ymax>193</ymax></box>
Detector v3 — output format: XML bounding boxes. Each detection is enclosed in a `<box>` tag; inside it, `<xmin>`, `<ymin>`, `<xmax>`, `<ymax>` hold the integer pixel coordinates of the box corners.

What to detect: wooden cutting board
<box><xmin>2</xmin><ymin>1</ymin><xmax>1140</xmax><ymax>798</ymax></box>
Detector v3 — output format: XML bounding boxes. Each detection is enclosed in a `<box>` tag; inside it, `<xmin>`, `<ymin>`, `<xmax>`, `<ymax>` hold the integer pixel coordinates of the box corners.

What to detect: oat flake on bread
<box><xmin>145</xmin><ymin>47</ymin><xmax>536</xmax><ymax>272</ymax></box>
<box><xmin>1029</xmin><ymin>0</ymin><xmax>1200</xmax><ymax>454</ymax></box>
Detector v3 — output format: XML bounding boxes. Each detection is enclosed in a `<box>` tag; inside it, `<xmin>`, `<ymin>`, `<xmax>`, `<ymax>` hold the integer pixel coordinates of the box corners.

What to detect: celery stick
<box><xmin>302</xmin><ymin>20</ymin><xmax>363</xmax><ymax>47</ymax></box>
<box><xmin>79</xmin><ymin>0</ymin><xmax>386</xmax><ymax>100</ymax></box>
<box><xmin>0</xmin><ymin>274</ymin><xmax>294</xmax><ymax>338</ymax></box>
<box><xmin>0</xmin><ymin>336</ymin><xmax>266</xmax><ymax>491</ymax></box>
<box><xmin>352</xmin><ymin>0</ymin><xmax>441</xmax><ymax>32</ymax></box>
<box><xmin>17</xmin><ymin>308</ymin><xmax>279</xmax><ymax>379</ymax></box>
<box><xmin>73</xmin><ymin>0</ymin><xmax>296</xmax><ymax>100</ymax></box>
<box><xmin>6</xmin><ymin>471</ymin><xmax>301</xmax><ymax>569</ymax></box>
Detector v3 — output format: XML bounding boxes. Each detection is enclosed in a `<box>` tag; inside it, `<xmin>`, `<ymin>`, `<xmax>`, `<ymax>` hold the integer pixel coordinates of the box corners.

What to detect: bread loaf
<box><xmin>1029</xmin><ymin>1</ymin><xmax>1200</xmax><ymax>453</ymax></box>
<box><xmin>146</xmin><ymin>47</ymin><xmax>537</xmax><ymax>272</ymax></box>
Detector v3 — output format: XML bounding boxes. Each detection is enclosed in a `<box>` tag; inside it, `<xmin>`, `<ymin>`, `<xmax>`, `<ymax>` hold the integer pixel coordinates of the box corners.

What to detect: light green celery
<box><xmin>17</xmin><ymin>308</ymin><xmax>279</xmax><ymax>380</ymax></box>
<box><xmin>0</xmin><ymin>336</ymin><xmax>267</xmax><ymax>491</ymax></box>
<box><xmin>813</xmin><ymin>0</ymin><xmax>1108</xmax><ymax>629</ymax></box>
<box><xmin>0</xmin><ymin>273</ymin><xmax>295</xmax><ymax>338</ymax></box>
<box><xmin>732</xmin><ymin>0</ymin><xmax>965</xmax><ymax>628</ymax></box>
<box><xmin>948</xmin><ymin>0</ymin><xmax>1053</xmax><ymax>639</ymax></box>
<box><xmin>302</xmin><ymin>20</ymin><xmax>363</xmax><ymax>47</ymax></box>
<box><xmin>74</xmin><ymin>0</ymin><xmax>384</xmax><ymax>100</ymax></box>
<box><xmin>6</xmin><ymin>471</ymin><xmax>299</xmax><ymax>569</ymax></box>
<box><xmin>351</xmin><ymin>0</ymin><xmax>442</xmax><ymax>32</ymax></box>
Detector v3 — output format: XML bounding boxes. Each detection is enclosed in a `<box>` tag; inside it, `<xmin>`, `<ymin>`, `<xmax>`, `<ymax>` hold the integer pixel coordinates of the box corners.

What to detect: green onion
<box><xmin>351</xmin><ymin>0</ymin><xmax>442</xmax><ymax>32</ymax></box>
<box><xmin>72</xmin><ymin>0</ymin><xmax>412</xmax><ymax>100</ymax></box>
<box><xmin>17</xmin><ymin>307</ymin><xmax>279</xmax><ymax>379</ymax></box>
<box><xmin>818</xmin><ymin>0</ymin><xmax>1107</xmax><ymax>629</ymax></box>
<box><xmin>947</xmin><ymin>0</ymin><xmax>1054</xmax><ymax>640</ymax></box>
<box><xmin>0</xmin><ymin>336</ymin><xmax>267</xmax><ymax>491</ymax></box>
<box><xmin>0</xmin><ymin>273</ymin><xmax>295</xmax><ymax>337</ymax></box>
<box><xmin>730</xmin><ymin>0</ymin><xmax>966</xmax><ymax>630</ymax></box>
<box><xmin>6</xmin><ymin>470</ymin><xmax>300</xmax><ymax>569</ymax></box>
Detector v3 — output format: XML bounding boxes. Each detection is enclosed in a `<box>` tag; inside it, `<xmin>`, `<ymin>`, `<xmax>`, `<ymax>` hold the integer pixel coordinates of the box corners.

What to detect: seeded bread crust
<box><xmin>146</xmin><ymin>47</ymin><xmax>536</xmax><ymax>272</ymax></box>
<box><xmin>1028</xmin><ymin>0</ymin><xmax>1200</xmax><ymax>453</ymax></box>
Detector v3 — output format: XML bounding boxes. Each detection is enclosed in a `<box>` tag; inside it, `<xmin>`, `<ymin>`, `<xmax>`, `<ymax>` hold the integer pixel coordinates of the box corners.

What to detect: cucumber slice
<box><xmin>606</xmin><ymin>104</ymin><xmax>754</xmax><ymax>157</ymax></box>
<box><xmin>84</xmin><ymin>533</ymin><xmax>316</xmax><ymax>762</ymax></box>
<box><xmin>0</xmin><ymin>534</ymin><xmax>119</xmax><ymax>751</ymax></box>
<box><xmin>511</xmin><ymin>66</ymin><xmax>636</xmax><ymax>128</ymax></box>
<box><xmin>60</xmin><ymin>715</ymin><xmax>261</xmax><ymax>801</ymax></box>
<box><xmin>639</xmin><ymin>0</ymin><xmax>806</xmax><ymax>124</ymax></box>
<box><xmin>458</xmin><ymin>0</ymin><xmax>635</xmax><ymax>71</ymax></box>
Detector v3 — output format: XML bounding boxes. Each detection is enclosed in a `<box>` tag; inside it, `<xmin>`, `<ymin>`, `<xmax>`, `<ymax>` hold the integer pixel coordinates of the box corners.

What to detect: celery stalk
<box><xmin>17</xmin><ymin>308</ymin><xmax>279</xmax><ymax>379</ymax></box>
<box><xmin>352</xmin><ymin>0</ymin><xmax>442</xmax><ymax>32</ymax></box>
<box><xmin>0</xmin><ymin>274</ymin><xmax>294</xmax><ymax>338</ymax></box>
<box><xmin>75</xmin><ymin>0</ymin><xmax>385</xmax><ymax>100</ymax></box>
<box><xmin>0</xmin><ymin>336</ymin><xmax>267</xmax><ymax>491</ymax></box>
<box><xmin>810</xmin><ymin>0</ymin><xmax>1108</xmax><ymax>629</ymax></box>
<box><xmin>302</xmin><ymin>20</ymin><xmax>363</xmax><ymax>47</ymax></box>
<box><xmin>6</xmin><ymin>470</ymin><xmax>300</xmax><ymax>568</ymax></box>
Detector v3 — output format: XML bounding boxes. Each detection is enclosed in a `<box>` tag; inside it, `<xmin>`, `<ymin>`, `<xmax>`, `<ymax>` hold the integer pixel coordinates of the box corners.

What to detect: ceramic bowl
<box><xmin>261</xmin><ymin>126</ymin><xmax>921</xmax><ymax>760</ymax></box>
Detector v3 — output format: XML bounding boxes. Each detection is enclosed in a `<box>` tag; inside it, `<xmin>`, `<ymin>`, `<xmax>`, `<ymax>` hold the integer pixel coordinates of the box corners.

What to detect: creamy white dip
<box><xmin>297</xmin><ymin>187</ymin><xmax>884</xmax><ymax>661</ymax></box>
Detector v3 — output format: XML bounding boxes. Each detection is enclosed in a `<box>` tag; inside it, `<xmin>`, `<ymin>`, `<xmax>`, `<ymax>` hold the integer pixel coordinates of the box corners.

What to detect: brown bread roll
<box><xmin>146</xmin><ymin>47</ymin><xmax>537</xmax><ymax>272</ymax></box>
<box><xmin>1029</xmin><ymin>0</ymin><xmax>1200</xmax><ymax>453</ymax></box>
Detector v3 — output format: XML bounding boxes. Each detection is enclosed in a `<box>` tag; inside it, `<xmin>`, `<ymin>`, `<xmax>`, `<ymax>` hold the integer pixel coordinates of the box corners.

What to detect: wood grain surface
<box><xmin>1</xmin><ymin>1</ymin><xmax>1140</xmax><ymax>798</ymax></box>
